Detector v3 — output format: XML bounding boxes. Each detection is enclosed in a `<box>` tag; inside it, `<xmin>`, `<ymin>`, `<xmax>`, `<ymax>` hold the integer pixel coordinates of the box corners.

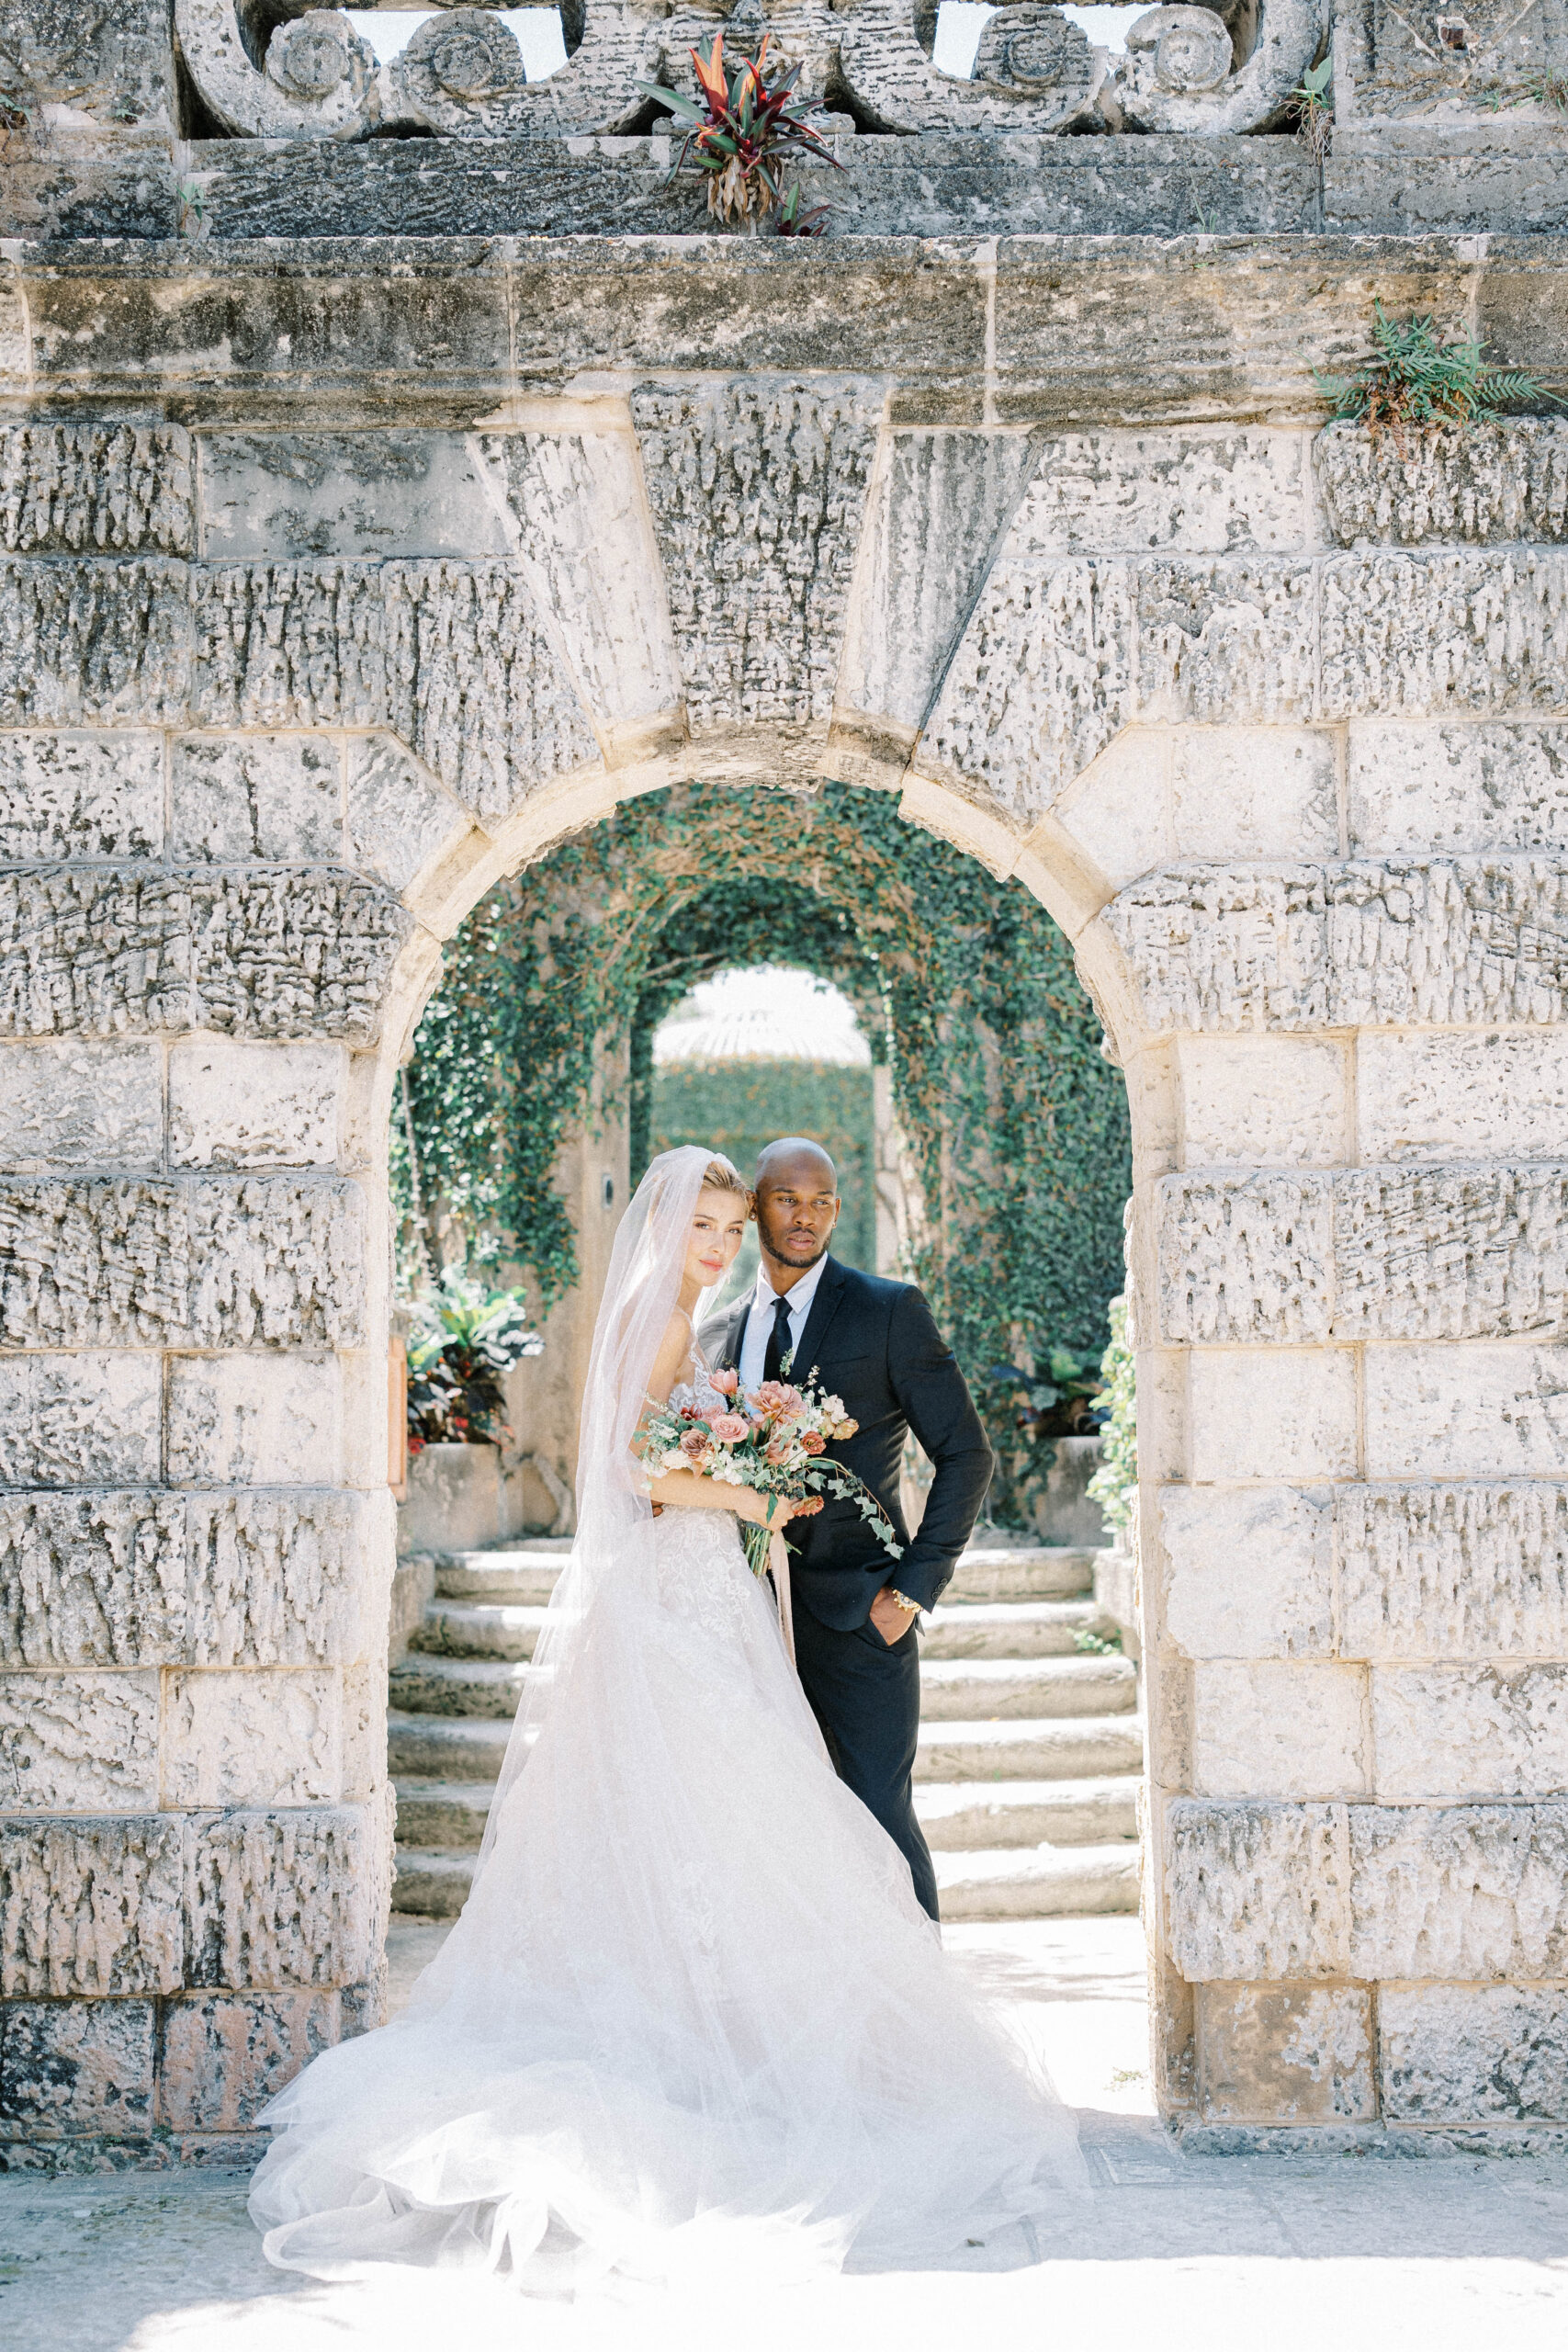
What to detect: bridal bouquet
<box><xmin>637</xmin><ymin>1366</ymin><xmax>904</xmax><ymax>1579</ymax></box>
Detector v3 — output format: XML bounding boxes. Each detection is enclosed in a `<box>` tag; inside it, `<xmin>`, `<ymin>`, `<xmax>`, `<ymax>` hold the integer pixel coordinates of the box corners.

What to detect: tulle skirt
<box><xmin>249</xmin><ymin>1508</ymin><xmax>1088</xmax><ymax>2291</ymax></box>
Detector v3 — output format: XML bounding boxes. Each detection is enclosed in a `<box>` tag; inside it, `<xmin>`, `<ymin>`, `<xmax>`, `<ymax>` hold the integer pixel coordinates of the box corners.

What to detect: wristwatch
<box><xmin>888</xmin><ymin>1589</ymin><xmax>923</xmax><ymax>1617</ymax></box>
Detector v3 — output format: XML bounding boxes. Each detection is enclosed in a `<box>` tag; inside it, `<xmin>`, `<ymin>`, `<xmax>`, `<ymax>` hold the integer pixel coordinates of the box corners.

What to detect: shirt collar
<box><xmin>754</xmin><ymin>1251</ymin><xmax>829</xmax><ymax>1323</ymax></box>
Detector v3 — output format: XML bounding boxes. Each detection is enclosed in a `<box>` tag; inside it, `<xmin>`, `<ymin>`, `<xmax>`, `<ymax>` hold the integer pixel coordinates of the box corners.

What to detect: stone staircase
<box><xmin>389</xmin><ymin>1537</ymin><xmax>1143</xmax><ymax>1922</ymax></box>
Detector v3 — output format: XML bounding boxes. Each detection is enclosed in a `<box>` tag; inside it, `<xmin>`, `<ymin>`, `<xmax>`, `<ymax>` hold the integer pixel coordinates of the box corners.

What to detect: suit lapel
<box><xmin>792</xmin><ymin>1257</ymin><xmax>849</xmax><ymax>1384</ymax></box>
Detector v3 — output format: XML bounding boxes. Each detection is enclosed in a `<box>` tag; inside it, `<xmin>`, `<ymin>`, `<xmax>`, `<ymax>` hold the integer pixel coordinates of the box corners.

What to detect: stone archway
<box><xmin>5</xmin><ymin>256</ymin><xmax>1568</xmax><ymax>2155</ymax></box>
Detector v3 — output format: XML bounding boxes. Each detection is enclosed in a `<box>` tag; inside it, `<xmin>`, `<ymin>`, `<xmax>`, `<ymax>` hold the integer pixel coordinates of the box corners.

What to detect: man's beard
<box><xmin>763</xmin><ymin>1227</ymin><xmax>829</xmax><ymax>1271</ymax></box>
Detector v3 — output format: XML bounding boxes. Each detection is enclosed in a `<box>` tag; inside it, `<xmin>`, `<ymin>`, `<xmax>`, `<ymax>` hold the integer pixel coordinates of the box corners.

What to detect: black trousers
<box><xmin>791</xmin><ymin>1600</ymin><xmax>939</xmax><ymax>1922</ymax></box>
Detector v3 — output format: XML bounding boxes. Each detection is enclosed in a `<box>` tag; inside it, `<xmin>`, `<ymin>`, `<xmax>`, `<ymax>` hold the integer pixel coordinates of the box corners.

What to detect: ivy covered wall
<box><xmin>649</xmin><ymin>1058</ymin><xmax>878</xmax><ymax>1273</ymax></box>
<box><xmin>398</xmin><ymin>780</ymin><xmax>1132</xmax><ymax>1394</ymax></box>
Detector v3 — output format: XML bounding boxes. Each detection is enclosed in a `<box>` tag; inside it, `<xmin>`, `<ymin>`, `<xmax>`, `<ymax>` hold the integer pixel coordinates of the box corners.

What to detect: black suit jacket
<box><xmin>702</xmin><ymin>1259</ymin><xmax>993</xmax><ymax>1633</ymax></box>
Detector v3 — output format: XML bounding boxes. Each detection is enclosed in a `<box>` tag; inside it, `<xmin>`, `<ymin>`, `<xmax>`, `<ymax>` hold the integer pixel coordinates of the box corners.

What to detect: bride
<box><xmin>250</xmin><ymin>1147</ymin><xmax>1086</xmax><ymax>2290</ymax></box>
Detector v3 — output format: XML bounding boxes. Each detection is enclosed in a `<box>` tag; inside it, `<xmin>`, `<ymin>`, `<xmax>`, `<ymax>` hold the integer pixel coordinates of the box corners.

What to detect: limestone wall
<box><xmin>2</xmin><ymin>217</ymin><xmax>1568</xmax><ymax>2158</ymax></box>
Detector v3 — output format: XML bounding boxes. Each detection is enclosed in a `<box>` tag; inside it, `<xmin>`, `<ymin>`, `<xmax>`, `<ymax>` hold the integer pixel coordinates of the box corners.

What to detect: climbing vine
<box><xmin>399</xmin><ymin>781</ymin><xmax>1132</xmax><ymax>1513</ymax></box>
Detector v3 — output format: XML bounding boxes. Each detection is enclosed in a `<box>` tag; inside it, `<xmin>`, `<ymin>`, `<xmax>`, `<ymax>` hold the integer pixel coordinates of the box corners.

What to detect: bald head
<box><xmin>755</xmin><ymin>1136</ymin><xmax>837</xmax><ymax>1190</ymax></box>
<box><xmin>751</xmin><ymin>1136</ymin><xmax>840</xmax><ymax>1286</ymax></box>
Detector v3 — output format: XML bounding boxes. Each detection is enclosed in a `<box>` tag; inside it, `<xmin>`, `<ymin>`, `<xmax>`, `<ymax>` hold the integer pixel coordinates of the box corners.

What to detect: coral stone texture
<box><xmin>3</xmin><ymin>0</ymin><xmax>1568</xmax><ymax>2165</ymax></box>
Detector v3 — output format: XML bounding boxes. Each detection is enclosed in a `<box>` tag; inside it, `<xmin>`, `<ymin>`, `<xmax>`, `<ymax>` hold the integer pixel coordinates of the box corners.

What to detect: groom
<box><xmin>704</xmin><ymin>1137</ymin><xmax>993</xmax><ymax>1921</ymax></box>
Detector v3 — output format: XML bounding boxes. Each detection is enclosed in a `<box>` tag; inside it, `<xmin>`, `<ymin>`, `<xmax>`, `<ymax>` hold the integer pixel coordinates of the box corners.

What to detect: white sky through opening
<box><xmin>653</xmin><ymin>967</ymin><xmax>871</xmax><ymax>1069</ymax></box>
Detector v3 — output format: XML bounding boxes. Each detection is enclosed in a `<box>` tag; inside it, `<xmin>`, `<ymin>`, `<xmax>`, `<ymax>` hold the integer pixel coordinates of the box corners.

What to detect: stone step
<box><xmin>918</xmin><ymin>1654</ymin><xmax>1137</xmax><ymax>1721</ymax></box>
<box><xmin>410</xmin><ymin>1601</ymin><xmax>551</xmax><ymax>1662</ymax></box>
<box><xmin>434</xmin><ymin>1551</ymin><xmax>566</xmax><ymax>1605</ymax></box>
<box><xmin>921</xmin><ymin>1599</ymin><xmax>1115</xmax><ymax>1659</ymax></box>
<box><xmin>391</xmin><ymin>1847</ymin><xmax>475</xmax><ymax>1919</ymax></box>
<box><xmin>915</xmin><ymin>1775</ymin><xmax>1140</xmax><ymax>1850</ymax></box>
<box><xmin>388</xmin><ymin>1653</ymin><xmax>538</xmax><ymax>1719</ymax></box>
<box><xmin>387</xmin><ymin>1710</ymin><xmax>517</xmax><ymax>1781</ymax></box>
<box><xmin>934</xmin><ymin>1842</ymin><xmax>1141</xmax><ymax>1921</ymax></box>
<box><xmin>394</xmin><ymin>1779</ymin><xmax>494</xmax><ymax>1849</ymax></box>
<box><xmin>942</xmin><ymin>1545</ymin><xmax>1098</xmax><ymax>1603</ymax></box>
<box><xmin>915</xmin><ymin>1713</ymin><xmax>1145</xmax><ymax>1783</ymax></box>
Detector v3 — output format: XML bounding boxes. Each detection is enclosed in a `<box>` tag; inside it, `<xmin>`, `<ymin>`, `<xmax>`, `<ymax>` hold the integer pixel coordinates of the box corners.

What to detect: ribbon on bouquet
<box><xmin>769</xmin><ymin>1529</ymin><xmax>796</xmax><ymax>1668</ymax></box>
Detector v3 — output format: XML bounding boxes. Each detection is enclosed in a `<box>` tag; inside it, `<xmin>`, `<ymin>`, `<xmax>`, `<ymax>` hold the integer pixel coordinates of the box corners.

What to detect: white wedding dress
<box><xmin>250</xmin><ymin>1150</ymin><xmax>1086</xmax><ymax>2292</ymax></box>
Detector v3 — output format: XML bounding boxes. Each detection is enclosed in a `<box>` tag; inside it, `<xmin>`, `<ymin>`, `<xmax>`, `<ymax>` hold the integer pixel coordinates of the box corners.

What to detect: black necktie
<box><xmin>763</xmin><ymin>1294</ymin><xmax>793</xmax><ymax>1385</ymax></box>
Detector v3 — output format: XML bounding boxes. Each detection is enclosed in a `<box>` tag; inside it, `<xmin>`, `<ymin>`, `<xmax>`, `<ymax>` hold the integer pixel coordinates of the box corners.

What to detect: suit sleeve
<box><xmin>885</xmin><ymin>1286</ymin><xmax>994</xmax><ymax>1611</ymax></box>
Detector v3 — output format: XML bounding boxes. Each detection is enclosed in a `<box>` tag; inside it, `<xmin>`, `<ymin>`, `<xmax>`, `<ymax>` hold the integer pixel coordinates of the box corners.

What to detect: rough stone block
<box><xmin>482</xmin><ymin>432</ymin><xmax>679</xmax><ymax>730</ymax></box>
<box><xmin>1161</xmin><ymin>1485</ymin><xmax>1333</xmax><ymax>1659</ymax></box>
<box><xmin>1380</xmin><ymin>1987</ymin><xmax>1568</xmax><ymax>2123</ymax></box>
<box><xmin>1363</xmin><ymin>1343</ymin><xmax>1568</xmax><ymax>1478</ymax></box>
<box><xmin>157</xmin><ymin>1990</ymin><xmax>340</xmax><ymax>2132</ymax></box>
<box><xmin>631</xmin><ymin>381</ymin><xmax>879</xmax><ymax>737</ymax></box>
<box><xmin>185</xmin><ymin>1806</ymin><xmax>387</xmax><ymax>1991</ymax></box>
<box><xmin>0</xmin><ymin>732</ymin><xmax>163</xmax><ymax>861</ymax></box>
<box><xmin>344</xmin><ymin>737</ymin><xmax>471</xmax><ymax>899</ymax></box>
<box><xmin>1350</xmin><ymin>1803</ymin><xmax>1568</xmax><ymax>1981</ymax></box>
<box><xmin>0</xmin><ymin>1671</ymin><xmax>159</xmax><ymax>1812</ymax></box>
<box><xmin>1190</xmin><ymin>1349</ymin><xmax>1357</xmax><ymax>1483</ymax></box>
<box><xmin>0</xmin><ymin>1041</ymin><xmax>162</xmax><ymax>1171</ymax></box>
<box><xmin>168</xmin><ymin>1040</ymin><xmax>344</xmax><ymax>1170</ymax></box>
<box><xmin>0</xmin><ymin>1177</ymin><xmax>365</xmax><ymax>1349</ymax></box>
<box><xmin>0</xmin><ymin>559</ymin><xmax>191</xmax><ymax>727</ymax></box>
<box><xmin>0</xmin><ymin>1815</ymin><xmax>185</xmax><ymax>1996</ymax></box>
<box><xmin>167</xmin><ymin>1355</ymin><xmax>342</xmax><ymax>1488</ymax></box>
<box><xmin>0</xmin><ymin>1353</ymin><xmax>162</xmax><ymax>1487</ymax></box>
<box><xmin>1337</xmin><ymin>1167</ymin><xmax>1568</xmax><ymax>1342</ymax></box>
<box><xmin>0</xmin><ymin>1998</ymin><xmax>155</xmax><ymax>2132</ymax></box>
<box><xmin>1372</xmin><ymin>1665</ymin><xmax>1568</xmax><ymax>1802</ymax></box>
<box><xmin>1337</xmin><ymin>1482</ymin><xmax>1568</xmax><ymax>1662</ymax></box>
<box><xmin>163</xmin><ymin>1669</ymin><xmax>342</xmax><ymax>1808</ymax></box>
<box><xmin>1357</xmin><ymin>1032</ymin><xmax>1568</xmax><ymax>1164</ymax></box>
<box><xmin>1321</xmin><ymin>553</ymin><xmax>1568</xmax><ymax>719</ymax></box>
<box><xmin>923</xmin><ymin>559</ymin><xmax>1135</xmax><ymax>824</ymax></box>
<box><xmin>169</xmin><ymin>735</ymin><xmax>343</xmax><ymax>864</ymax></box>
<box><xmin>1006</xmin><ymin>431</ymin><xmax>1309</xmax><ymax>557</ymax></box>
<box><xmin>0</xmin><ymin>425</ymin><xmax>193</xmax><ymax>557</ymax></box>
<box><xmin>184</xmin><ymin>1491</ymin><xmax>368</xmax><ymax>1670</ymax></box>
<box><xmin>1107</xmin><ymin>859</ymin><xmax>1568</xmax><ymax>1035</ymax></box>
<box><xmin>1193</xmin><ymin>1661</ymin><xmax>1368</xmax><ymax>1799</ymax></box>
<box><xmin>841</xmin><ymin>429</ymin><xmax>1042</xmax><ymax>733</ymax></box>
<box><xmin>1158</xmin><ymin>1174</ymin><xmax>1333</xmax><ymax>1344</ymax></box>
<box><xmin>1316</xmin><ymin>420</ymin><xmax>1568</xmax><ymax>548</ymax></box>
<box><xmin>1164</xmin><ymin>1799</ymin><xmax>1350</xmax><ymax>1982</ymax></box>
<box><xmin>1137</xmin><ymin>562</ymin><xmax>1316</xmax><ymax>730</ymax></box>
<box><xmin>0</xmin><ymin>868</ymin><xmax>413</xmax><ymax>1045</ymax></box>
<box><xmin>1199</xmin><ymin>1984</ymin><xmax>1373</xmax><ymax>2124</ymax></box>
<box><xmin>189</xmin><ymin>562</ymin><xmax>598</xmax><ymax>824</ymax></box>
<box><xmin>198</xmin><ymin>432</ymin><xmax>505</xmax><ymax>562</ymax></box>
<box><xmin>1179</xmin><ymin>1035</ymin><xmax>1348</xmax><ymax>1167</ymax></box>
<box><xmin>1348</xmin><ymin>721</ymin><xmax>1568</xmax><ymax>855</ymax></box>
<box><xmin>1170</xmin><ymin>726</ymin><xmax>1337</xmax><ymax>862</ymax></box>
<box><xmin>0</xmin><ymin>1495</ymin><xmax>184</xmax><ymax>1668</ymax></box>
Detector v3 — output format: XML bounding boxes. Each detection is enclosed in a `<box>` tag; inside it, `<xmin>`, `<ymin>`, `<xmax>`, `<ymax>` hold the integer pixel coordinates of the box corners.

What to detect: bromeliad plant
<box><xmin>977</xmin><ymin>1345</ymin><xmax>1108</xmax><ymax>1532</ymax></box>
<box><xmin>406</xmin><ymin>1273</ymin><xmax>543</xmax><ymax>1453</ymax></box>
<box><xmin>639</xmin><ymin>34</ymin><xmax>839</xmax><ymax>228</ymax></box>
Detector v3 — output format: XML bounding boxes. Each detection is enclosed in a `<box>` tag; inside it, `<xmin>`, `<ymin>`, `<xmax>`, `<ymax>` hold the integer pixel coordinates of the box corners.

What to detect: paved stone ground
<box><xmin>5</xmin><ymin>1917</ymin><xmax>1567</xmax><ymax>2352</ymax></box>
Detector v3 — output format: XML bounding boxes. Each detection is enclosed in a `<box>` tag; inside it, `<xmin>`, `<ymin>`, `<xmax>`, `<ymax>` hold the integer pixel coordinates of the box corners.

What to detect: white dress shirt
<box><xmin>738</xmin><ymin>1254</ymin><xmax>829</xmax><ymax>1393</ymax></box>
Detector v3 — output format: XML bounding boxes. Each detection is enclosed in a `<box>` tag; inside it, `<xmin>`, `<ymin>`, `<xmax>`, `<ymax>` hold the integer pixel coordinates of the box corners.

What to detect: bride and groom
<box><xmin>250</xmin><ymin>1139</ymin><xmax>1086</xmax><ymax>2289</ymax></box>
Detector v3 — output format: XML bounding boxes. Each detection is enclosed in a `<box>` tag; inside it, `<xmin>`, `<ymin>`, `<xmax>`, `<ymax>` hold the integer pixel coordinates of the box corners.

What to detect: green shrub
<box><xmin>1087</xmin><ymin>1295</ymin><xmax>1136</xmax><ymax>1544</ymax></box>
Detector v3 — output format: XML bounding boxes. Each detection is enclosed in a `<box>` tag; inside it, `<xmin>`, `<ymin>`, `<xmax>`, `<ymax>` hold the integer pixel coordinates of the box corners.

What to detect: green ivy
<box><xmin>1087</xmin><ymin>1294</ymin><xmax>1137</xmax><ymax>1542</ymax></box>
<box><xmin>399</xmin><ymin>781</ymin><xmax>1132</xmax><ymax>1510</ymax></box>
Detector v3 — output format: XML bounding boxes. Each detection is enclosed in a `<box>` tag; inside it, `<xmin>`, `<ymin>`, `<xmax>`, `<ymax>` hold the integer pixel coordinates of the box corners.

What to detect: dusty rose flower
<box><xmin>794</xmin><ymin>1496</ymin><xmax>824</xmax><ymax>1517</ymax></box>
<box><xmin>764</xmin><ymin>1436</ymin><xmax>794</xmax><ymax>1465</ymax></box>
<box><xmin>708</xmin><ymin>1412</ymin><xmax>750</xmax><ymax>1443</ymax></box>
<box><xmin>802</xmin><ymin>1430</ymin><xmax>826</xmax><ymax>1455</ymax></box>
<box><xmin>708</xmin><ymin>1366</ymin><xmax>739</xmax><ymax>1396</ymax></box>
<box><xmin>754</xmin><ymin>1381</ymin><xmax>796</xmax><ymax>1415</ymax></box>
<box><xmin>678</xmin><ymin>1427</ymin><xmax>714</xmax><ymax>1465</ymax></box>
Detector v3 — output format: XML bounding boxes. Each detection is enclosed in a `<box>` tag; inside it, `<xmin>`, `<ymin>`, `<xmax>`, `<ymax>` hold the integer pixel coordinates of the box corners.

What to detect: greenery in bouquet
<box><xmin>406</xmin><ymin>1273</ymin><xmax>543</xmax><ymax>1453</ymax></box>
<box><xmin>637</xmin><ymin>1363</ymin><xmax>903</xmax><ymax>1578</ymax></box>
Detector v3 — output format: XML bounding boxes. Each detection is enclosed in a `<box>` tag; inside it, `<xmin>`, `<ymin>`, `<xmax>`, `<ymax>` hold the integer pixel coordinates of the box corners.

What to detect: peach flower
<box><xmin>678</xmin><ymin>1427</ymin><xmax>714</xmax><ymax>1465</ymax></box>
<box><xmin>708</xmin><ymin>1412</ymin><xmax>750</xmax><ymax>1443</ymax></box>
<box><xmin>802</xmin><ymin>1430</ymin><xmax>826</xmax><ymax>1455</ymax></box>
<box><xmin>708</xmin><ymin>1366</ymin><xmax>739</xmax><ymax>1396</ymax></box>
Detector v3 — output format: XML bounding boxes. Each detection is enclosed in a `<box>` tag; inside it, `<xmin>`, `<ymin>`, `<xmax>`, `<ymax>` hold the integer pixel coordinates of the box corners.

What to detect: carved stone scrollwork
<box><xmin>389</xmin><ymin>8</ymin><xmax>527</xmax><ymax>130</ymax></box>
<box><xmin>175</xmin><ymin>0</ymin><xmax>378</xmax><ymax>138</ymax></box>
<box><xmin>1112</xmin><ymin>0</ymin><xmax>1326</xmax><ymax>129</ymax></box>
<box><xmin>837</xmin><ymin>0</ymin><xmax>1105</xmax><ymax>131</ymax></box>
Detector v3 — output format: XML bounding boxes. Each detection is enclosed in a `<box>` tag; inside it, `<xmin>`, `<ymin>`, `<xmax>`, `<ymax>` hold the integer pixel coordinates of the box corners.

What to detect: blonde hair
<box><xmin>700</xmin><ymin>1154</ymin><xmax>750</xmax><ymax>1200</ymax></box>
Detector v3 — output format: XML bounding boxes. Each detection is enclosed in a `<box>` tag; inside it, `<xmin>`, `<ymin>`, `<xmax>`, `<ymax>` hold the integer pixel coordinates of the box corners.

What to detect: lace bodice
<box><xmin>657</xmin><ymin>1360</ymin><xmax>755</xmax><ymax>1640</ymax></box>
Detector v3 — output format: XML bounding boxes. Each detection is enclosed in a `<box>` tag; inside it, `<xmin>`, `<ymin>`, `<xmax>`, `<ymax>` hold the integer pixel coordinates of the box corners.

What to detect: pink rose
<box><xmin>678</xmin><ymin>1427</ymin><xmax>713</xmax><ymax>1465</ymax></box>
<box><xmin>708</xmin><ymin>1412</ymin><xmax>750</xmax><ymax>1443</ymax></box>
<box><xmin>708</xmin><ymin>1366</ymin><xmax>739</xmax><ymax>1396</ymax></box>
